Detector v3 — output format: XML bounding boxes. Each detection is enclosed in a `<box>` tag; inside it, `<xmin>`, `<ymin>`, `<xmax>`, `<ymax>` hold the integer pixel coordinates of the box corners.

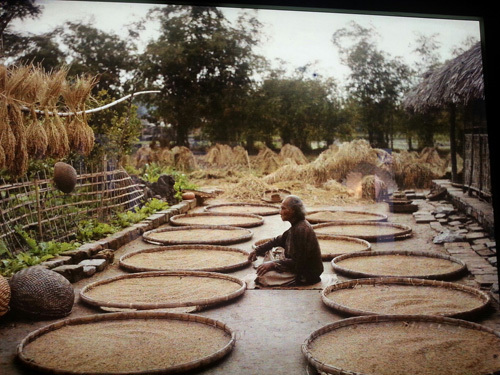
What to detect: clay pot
<box><xmin>182</xmin><ymin>192</ymin><xmax>196</xmax><ymax>200</ymax></box>
<box><xmin>53</xmin><ymin>162</ymin><xmax>77</xmax><ymax>194</ymax></box>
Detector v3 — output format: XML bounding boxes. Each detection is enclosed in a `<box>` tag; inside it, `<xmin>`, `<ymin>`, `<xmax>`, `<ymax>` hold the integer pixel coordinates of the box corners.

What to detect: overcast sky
<box><xmin>11</xmin><ymin>0</ymin><xmax>482</xmax><ymax>83</ymax></box>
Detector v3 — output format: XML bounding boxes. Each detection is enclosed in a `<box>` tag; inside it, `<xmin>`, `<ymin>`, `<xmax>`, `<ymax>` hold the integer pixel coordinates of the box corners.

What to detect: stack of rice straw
<box><xmin>0</xmin><ymin>64</ymin><xmax>98</xmax><ymax>176</ymax></box>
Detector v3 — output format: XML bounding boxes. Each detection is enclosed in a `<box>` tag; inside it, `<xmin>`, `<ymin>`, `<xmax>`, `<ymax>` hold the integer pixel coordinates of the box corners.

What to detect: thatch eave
<box><xmin>404</xmin><ymin>42</ymin><xmax>485</xmax><ymax>113</ymax></box>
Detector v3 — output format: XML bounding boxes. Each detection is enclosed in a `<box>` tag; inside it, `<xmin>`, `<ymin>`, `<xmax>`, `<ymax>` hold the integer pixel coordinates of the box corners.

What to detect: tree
<box><xmin>332</xmin><ymin>21</ymin><xmax>413</xmax><ymax>148</ymax></box>
<box><xmin>140</xmin><ymin>5</ymin><xmax>262</xmax><ymax>146</ymax></box>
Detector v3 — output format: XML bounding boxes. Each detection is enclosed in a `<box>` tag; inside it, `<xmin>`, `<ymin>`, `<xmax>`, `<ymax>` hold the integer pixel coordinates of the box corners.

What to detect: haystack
<box><xmin>171</xmin><ymin>146</ymin><xmax>197</xmax><ymax>171</ymax></box>
<box><xmin>205</xmin><ymin>144</ymin><xmax>250</xmax><ymax>169</ymax></box>
<box><xmin>361</xmin><ymin>174</ymin><xmax>388</xmax><ymax>201</ymax></box>
<box><xmin>219</xmin><ymin>175</ymin><xmax>273</xmax><ymax>202</ymax></box>
<box><xmin>418</xmin><ymin>147</ymin><xmax>446</xmax><ymax>176</ymax></box>
<box><xmin>134</xmin><ymin>145</ymin><xmax>154</xmax><ymax>168</ymax></box>
<box><xmin>253</xmin><ymin>146</ymin><xmax>283</xmax><ymax>174</ymax></box>
<box><xmin>279</xmin><ymin>144</ymin><xmax>309</xmax><ymax>165</ymax></box>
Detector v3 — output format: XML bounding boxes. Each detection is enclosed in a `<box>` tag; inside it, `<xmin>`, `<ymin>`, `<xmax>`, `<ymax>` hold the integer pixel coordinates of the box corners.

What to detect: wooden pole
<box><xmin>34</xmin><ymin>179</ymin><xmax>43</xmax><ymax>239</ymax></box>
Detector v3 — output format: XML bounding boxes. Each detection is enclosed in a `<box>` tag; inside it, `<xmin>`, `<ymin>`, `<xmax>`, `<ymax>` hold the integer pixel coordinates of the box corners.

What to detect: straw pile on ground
<box><xmin>252</xmin><ymin>146</ymin><xmax>284</xmax><ymax>174</ymax></box>
<box><xmin>219</xmin><ymin>175</ymin><xmax>274</xmax><ymax>202</ymax></box>
<box><xmin>0</xmin><ymin>64</ymin><xmax>97</xmax><ymax>176</ymax></box>
<box><xmin>279</xmin><ymin>144</ymin><xmax>309</xmax><ymax>165</ymax></box>
<box><xmin>392</xmin><ymin>149</ymin><xmax>443</xmax><ymax>189</ymax></box>
<box><xmin>171</xmin><ymin>146</ymin><xmax>198</xmax><ymax>171</ymax></box>
<box><xmin>204</xmin><ymin>144</ymin><xmax>250</xmax><ymax>169</ymax></box>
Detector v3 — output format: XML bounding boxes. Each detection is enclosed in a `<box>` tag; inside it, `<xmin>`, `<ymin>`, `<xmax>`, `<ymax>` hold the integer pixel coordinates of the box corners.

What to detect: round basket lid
<box><xmin>143</xmin><ymin>225</ymin><xmax>253</xmax><ymax>245</ymax></box>
<box><xmin>80</xmin><ymin>271</ymin><xmax>246</xmax><ymax>310</ymax></box>
<box><xmin>313</xmin><ymin>221</ymin><xmax>412</xmax><ymax>241</ymax></box>
<box><xmin>119</xmin><ymin>245</ymin><xmax>250</xmax><ymax>273</ymax></box>
<box><xmin>253</xmin><ymin>235</ymin><xmax>371</xmax><ymax>260</ymax></box>
<box><xmin>306</xmin><ymin>210</ymin><xmax>387</xmax><ymax>224</ymax></box>
<box><xmin>170</xmin><ymin>212</ymin><xmax>264</xmax><ymax>228</ymax></box>
<box><xmin>205</xmin><ymin>202</ymin><xmax>280</xmax><ymax>216</ymax></box>
<box><xmin>331</xmin><ymin>250</ymin><xmax>467</xmax><ymax>280</ymax></box>
<box><xmin>302</xmin><ymin>315</ymin><xmax>500</xmax><ymax>375</ymax></box>
<box><xmin>17</xmin><ymin>311</ymin><xmax>235</xmax><ymax>374</ymax></box>
<box><xmin>322</xmin><ymin>277</ymin><xmax>491</xmax><ymax>318</ymax></box>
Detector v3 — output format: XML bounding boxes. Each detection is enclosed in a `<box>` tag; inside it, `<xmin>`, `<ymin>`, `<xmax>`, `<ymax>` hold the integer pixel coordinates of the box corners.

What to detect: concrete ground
<box><xmin>1</xmin><ymin>197</ymin><xmax>499</xmax><ymax>375</ymax></box>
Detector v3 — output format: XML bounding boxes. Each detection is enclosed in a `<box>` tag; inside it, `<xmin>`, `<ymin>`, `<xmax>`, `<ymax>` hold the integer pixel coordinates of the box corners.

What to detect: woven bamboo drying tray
<box><xmin>253</xmin><ymin>236</ymin><xmax>371</xmax><ymax>260</ymax></box>
<box><xmin>143</xmin><ymin>225</ymin><xmax>253</xmax><ymax>245</ymax></box>
<box><xmin>17</xmin><ymin>311</ymin><xmax>235</xmax><ymax>374</ymax></box>
<box><xmin>80</xmin><ymin>271</ymin><xmax>246</xmax><ymax>310</ymax></box>
<box><xmin>302</xmin><ymin>314</ymin><xmax>500</xmax><ymax>375</ymax></box>
<box><xmin>119</xmin><ymin>245</ymin><xmax>250</xmax><ymax>273</ymax></box>
<box><xmin>169</xmin><ymin>212</ymin><xmax>264</xmax><ymax>228</ymax></box>
<box><xmin>313</xmin><ymin>221</ymin><xmax>413</xmax><ymax>241</ymax></box>
<box><xmin>321</xmin><ymin>277</ymin><xmax>491</xmax><ymax>319</ymax></box>
<box><xmin>306</xmin><ymin>210</ymin><xmax>388</xmax><ymax>224</ymax></box>
<box><xmin>331</xmin><ymin>250</ymin><xmax>467</xmax><ymax>280</ymax></box>
<box><xmin>204</xmin><ymin>202</ymin><xmax>280</xmax><ymax>216</ymax></box>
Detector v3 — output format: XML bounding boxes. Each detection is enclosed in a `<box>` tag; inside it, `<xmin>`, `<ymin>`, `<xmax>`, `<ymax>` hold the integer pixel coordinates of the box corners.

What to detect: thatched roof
<box><xmin>403</xmin><ymin>42</ymin><xmax>484</xmax><ymax>112</ymax></box>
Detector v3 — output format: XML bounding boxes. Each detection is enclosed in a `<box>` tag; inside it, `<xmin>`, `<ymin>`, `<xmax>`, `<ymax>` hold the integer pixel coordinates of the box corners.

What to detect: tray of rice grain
<box><xmin>331</xmin><ymin>250</ymin><xmax>467</xmax><ymax>280</ymax></box>
<box><xmin>313</xmin><ymin>221</ymin><xmax>412</xmax><ymax>241</ymax></box>
<box><xmin>306</xmin><ymin>210</ymin><xmax>388</xmax><ymax>224</ymax></box>
<box><xmin>170</xmin><ymin>212</ymin><xmax>264</xmax><ymax>228</ymax></box>
<box><xmin>120</xmin><ymin>245</ymin><xmax>250</xmax><ymax>273</ymax></box>
<box><xmin>80</xmin><ymin>271</ymin><xmax>246</xmax><ymax>311</ymax></box>
<box><xmin>205</xmin><ymin>202</ymin><xmax>280</xmax><ymax>216</ymax></box>
<box><xmin>253</xmin><ymin>235</ymin><xmax>371</xmax><ymax>260</ymax></box>
<box><xmin>322</xmin><ymin>277</ymin><xmax>491</xmax><ymax>319</ymax></box>
<box><xmin>17</xmin><ymin>311</ymin><xmax>235</xmax><ymax>374</ymax></box>
<box><xmin>302</xmin><ymin>315</ymin><xmax>500</xmax><ymax>375</ymax></box>
<box><xmin>143</xmin><ymin>225</ymin><xmax>253</xmax><ymax>245</ymax></box>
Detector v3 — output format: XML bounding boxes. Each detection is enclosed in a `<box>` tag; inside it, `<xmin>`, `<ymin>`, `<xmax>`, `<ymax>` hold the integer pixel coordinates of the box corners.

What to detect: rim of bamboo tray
<box><xmin>204</xmin><ymin>202</ymin><xmax>280</xmax><ymax>216</ymax></box>
<box><xmin>119</xmin><ymin>245</ymin><xmax>251</xmax><ymax>273</ymax></box>
<box><xmin>331</xmin><ymin>250</ymin><xmax>468</xmax><ymax>280</ymax></box>
<box><xmin>305</xmin><ymin>210</ymin><xmax>388</xmax><ymax>224</ymax></box>
<box><xmin>169</xmin><ymin>212</ymin><xmax>264</xmax><ymax>228</ymax></box>
<box><xmin>252</xmin><ymin>235</ymin><xmax>371</xmax><ymax>260</ymax></box>
<box><xmin>17</xmin><ymin>311</ymin><xmax>236</xmax><ymax>375</ymax></box>
<box><xmin>261</xmin><ymin>189</ymin><xmax>291</xmax><ymax>203</ymax></box>
<box><xmin>301</xmin><ymin>314</ymin><xmax>500</xmax><ymax>375</ymax></box>
<box><xmin>321</xmin><ymin>277</ymin><xmax>492</xmax><ymax>319</ymax></box>
<box><xmin>143</xmin><ymin>225</ymin><xmax>253</xmax><ymax>245</ymax></box>
<box><xmin>79</xmin><ymin>271</ymin><xmax>246</xmax><ymax>310</ymax></box>
<box><xmin>313</xmin><ymin>221</ymin><xmax>413</xmax><ymax>241</ymax></box>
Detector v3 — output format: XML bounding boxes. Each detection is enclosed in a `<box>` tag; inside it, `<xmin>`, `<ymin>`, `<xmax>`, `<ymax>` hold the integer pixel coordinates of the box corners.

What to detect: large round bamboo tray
<box><xmin>143</xmin><ymin>225</ymin><xmax>253</xmax><ymax>245</ymax></box>
<box><xmin>306</xmin><ymin>210</ymin><xmax>387</xmax><ymax>224</ymax></box>
<box><xmin>170</xmin><ymin>212</ymin><xmax>264</xmax><ymax>228</ymax></box>
<box><xmin>119</xmin><ymin>245</ymin><xmax>250</xmax><ymax>273</ymax></box>
<box><xmin>205</xmin><ymin>202</ymin><xmax>280</xmax><ymax>216</ymax></box>
<box><xmin>253</xmin><ymin>235</ymin><xmax>371</xmax><ymax>260</ymax></box>
<box><xmin>17</xmin><ymin>311</ymin><xmax>235</xmax><ymax>374</ymax></box>
<box><xmin>322</xmin><ymin>277</ymin><xmax>491</xmax><ymax>319</ymax></box>
<box><xmin>302</xmin><ymin>314</ymin><xmax>500</xmax><ymax>375</ymax></box>
<box><xmin>80</xmin><ymin>271</ymin><xmax>246</xmax><ymax>310</ymax></box>
<box><xmin>313</xmin><ymin>221</ymin><xmax>412</xmax><ymax>241</ymax></box>
<box><xmin>331</xmin><ymin>250</ymin><xmax>467</xmax><ymax>280</ymax></box>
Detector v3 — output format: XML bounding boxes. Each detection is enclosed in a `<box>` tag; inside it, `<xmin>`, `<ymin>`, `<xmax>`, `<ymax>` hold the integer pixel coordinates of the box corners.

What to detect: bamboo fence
<box><xmin>0</xmin><ymin>160</ymin><xmax>144</xmax><ymax>251</ymax></box>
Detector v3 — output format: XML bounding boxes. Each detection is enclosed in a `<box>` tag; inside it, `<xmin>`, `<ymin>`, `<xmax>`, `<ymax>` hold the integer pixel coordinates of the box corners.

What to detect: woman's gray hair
<box><xmin>283</xmin><ymin>195</ymin><xmax>306</xmax><ymax>220</ymax></box>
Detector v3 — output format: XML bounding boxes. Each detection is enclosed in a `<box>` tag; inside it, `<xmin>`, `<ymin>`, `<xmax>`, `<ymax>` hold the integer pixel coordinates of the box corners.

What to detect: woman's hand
<box><xmin>256</xmin><ymin>261</ymin><xmax>275</xmax><ymax>276</ymax></box>
<box><xmin>248</xmin><ymin>250</ymin><xmax>258</xmax><ymax>262</ymax></box>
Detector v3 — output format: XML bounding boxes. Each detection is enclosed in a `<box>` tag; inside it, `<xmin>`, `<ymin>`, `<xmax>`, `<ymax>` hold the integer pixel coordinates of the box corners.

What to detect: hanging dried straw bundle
<box><xmin>62</xmin><ymin>75</ymin><xmax>98</xmax><ymax>155</ymax></box>
<box><xmin>23</xmin><ymin>67</ymin><xmax>48</xmax><ymax>158</ymax></box>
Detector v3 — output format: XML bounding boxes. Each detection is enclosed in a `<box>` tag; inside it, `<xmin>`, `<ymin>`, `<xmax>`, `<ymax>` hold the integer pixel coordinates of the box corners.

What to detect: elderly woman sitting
<box><xmin>247</xmin><ymin>195</ymin><xmax>324</xmax><ymax>286</ymax></box>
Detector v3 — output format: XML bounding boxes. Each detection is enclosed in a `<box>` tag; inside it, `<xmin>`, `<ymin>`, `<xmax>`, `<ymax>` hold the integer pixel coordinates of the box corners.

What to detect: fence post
<box><xmin>34</xmin><ymin>178</ymin><xmax>43</xmax><ymax>239</ymax></box>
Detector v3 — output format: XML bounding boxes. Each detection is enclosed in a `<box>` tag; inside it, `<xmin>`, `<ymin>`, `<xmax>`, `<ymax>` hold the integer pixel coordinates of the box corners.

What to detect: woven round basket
<box><xmin>9</xmin><ymin>266</ymin><xmax>74</xmax><ymax>319</ymax></box>
<box><xmin>143</xmin><ymin>225</ymin><xmax>253</xmax><ymax>245</ymax></box>
<box><xmin>306</xmin><ymin>210</ymin><xmax>388</xmax><ymax>224</ymax></box>
<box><xmin>261</xmin><ymin>189</ymin><xmax>291</xmax><ymax>203</ymax></box>
<box><xmin>204</xmin><ymin>202</ymin><xmax>280</xmax><ymax>216</ymax></box>
<box><xmin>80</xmin><ymin>271</ymin><xmax>246</xmax><ymax>310</ymax></box>
<box><xmin>252</xmin><ymin>235</ymin><xmax>371</xmax><ymax>260</ymax></box>
<box><xmin>0</xmin><ymin>274</ymin><xmax>11</xmax><ymax>317</ymax></box>
<box><xmin>313</xmin><ymin>221</ymin><xmax>412</xmax><ymax>241</ymax></box>
<box><xmin>302</xmin><ymin>314</ymin><xmax>500</xmax><ymax>375</ymax></box>
<box><xmin>321</xmin><ymin>277</ymin><xmax>492</xmax><ymax>319</ymax></box>
<box><xmin>169</xmin><ymin>212</ymin><xmax>264</xmax><ymax>228</ymax></box>
<box><xmin>119</xmin><ymin>245</ymin><xmax>250</xmax><ymax>273</ymax></box>
<box><xmin>331</xmin><ymin>250</ymin><xmax>467</xmax><ymax>280</ymax></box>
<box><xmin>17</xmin><ymin>311</ymin><xmax>235</xmax><ymax>374</ymax></box>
